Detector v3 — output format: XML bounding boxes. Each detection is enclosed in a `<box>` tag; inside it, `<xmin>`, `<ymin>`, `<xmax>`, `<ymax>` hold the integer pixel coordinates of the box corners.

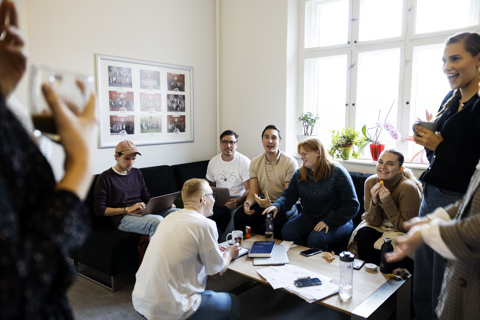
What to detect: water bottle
<box><xmin>339</xmin><ymin>251</ymin><xmax>354</xmax><ymax>301</ymax></box>
<box><xmin>380</xmin><ymin>238</ymin><xmax>394</xmax><ymax>274</ymax></box>
<box><xmin>265</xmin><ymin>213</ymin><xmax>274</xmax><ymax>240</ymax></box>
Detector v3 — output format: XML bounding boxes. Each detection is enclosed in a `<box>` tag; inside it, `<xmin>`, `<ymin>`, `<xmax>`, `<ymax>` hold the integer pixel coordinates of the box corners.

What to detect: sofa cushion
<box><xmin>172</xmin><ymin>160</ymin><xmax>209</xmax><ymax>190</ymax></box>
<box><xmin>72</xmin><ymin>227</ymin><xmax>140</xmax><ymax>276</ymax></box>
<box><xmin>140</xmin><ymin>165</ymin><xmax>178</xmax><ymax>196</ymax></box>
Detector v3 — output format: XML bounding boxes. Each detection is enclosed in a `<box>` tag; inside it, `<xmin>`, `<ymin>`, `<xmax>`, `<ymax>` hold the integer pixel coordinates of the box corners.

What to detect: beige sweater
<box><xmin>364</xmin><ymin>173</ymin><xmax>422</xmax><ymax>232</ymax></box>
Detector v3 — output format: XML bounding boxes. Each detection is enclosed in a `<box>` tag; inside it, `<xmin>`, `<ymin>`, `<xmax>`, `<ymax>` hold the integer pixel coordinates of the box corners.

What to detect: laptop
<box><xmin>212</xmin><ymin>187</ymin><xmax>231</xmax><ymax>207</ymax></box>
<box><xmin>253</xmin><ymin>245</ymin><xmax>290</xmax><ymax>266</ymax></box>
<box><xmin>139</xmin><ymin>191</ymin><xmax>180</xmax><ymax>216</ymax></box>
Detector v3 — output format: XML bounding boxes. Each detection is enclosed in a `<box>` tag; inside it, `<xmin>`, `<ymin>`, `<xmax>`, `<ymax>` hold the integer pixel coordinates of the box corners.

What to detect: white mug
<box><xmin>226</xmin><ymin>230</ymin><xmax>243</xmax><ymax>245</ymax></box>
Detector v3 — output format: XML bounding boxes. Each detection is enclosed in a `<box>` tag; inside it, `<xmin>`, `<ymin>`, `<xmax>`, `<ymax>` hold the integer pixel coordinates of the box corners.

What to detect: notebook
<box><xmin>218</xmin><ymin>241</ymin><xmax>249</xmax><ymax>259</ymax></box>
<box><xmin>253</xmin><ymin>245</ymin><xmax>289</xmax><ymax>266</ymax></box>
<box><xmin>248</xmin><ymin>241</ymin><xmax>276</xmax><ymax>258</ymax></box>
<box><xmin>139</xmin><ymin>191</ymin><xmax>180</xmax><ymax>216</ymax></box>
<box><xmin>212</xmin><ymin>187</ymin><xmax>231</xmax><ymax>207</ymax></box>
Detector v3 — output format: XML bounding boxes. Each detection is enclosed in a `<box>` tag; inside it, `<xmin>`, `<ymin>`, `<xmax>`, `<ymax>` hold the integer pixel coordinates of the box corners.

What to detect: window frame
<box><xmin>298</xmin><ymin>0</ymin><xmax>480</xmax><ymax>162</ymax></box>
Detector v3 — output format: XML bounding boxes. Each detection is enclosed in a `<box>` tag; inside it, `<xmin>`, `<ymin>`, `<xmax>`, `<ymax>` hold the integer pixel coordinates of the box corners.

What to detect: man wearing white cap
<box><xmin>93</xmin><ymin>140</ymin><xmax>175</xmax><ymax>237</ymax></box>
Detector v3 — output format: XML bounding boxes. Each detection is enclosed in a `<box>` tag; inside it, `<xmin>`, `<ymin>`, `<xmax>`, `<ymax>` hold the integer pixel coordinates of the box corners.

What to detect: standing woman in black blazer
<box><xmin>412</xmin><ymin>32</ymin><xmax>480</xmax><ymax>320</ymax></box>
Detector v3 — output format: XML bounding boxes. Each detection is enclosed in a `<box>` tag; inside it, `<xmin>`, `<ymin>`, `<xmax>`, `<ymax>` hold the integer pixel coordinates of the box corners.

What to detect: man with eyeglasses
<box><xmin>206</xmin><ymin>130</ymin><xmax>251</xmax><ymax>241</ymax></box>
<box><xmin>234</xmin><ymin>125</ymin><xmax>299</xmax><ymax>240</ymax></box>
<box><xmin>133</xmin><ymin>179</ymin><xmax>241</xmax><ymax>320</ymax></box>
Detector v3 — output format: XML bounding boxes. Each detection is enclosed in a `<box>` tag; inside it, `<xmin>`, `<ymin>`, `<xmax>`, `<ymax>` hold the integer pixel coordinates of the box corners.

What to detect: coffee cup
<box><xmin>226</xmin><ymin>230</ymin><xmax>243</xmax><ymax>245</ymax></box>
<box><xmin>412</xmin><ymin>121</ymin><xmax>437</xmax><ymax>137</ymax></box>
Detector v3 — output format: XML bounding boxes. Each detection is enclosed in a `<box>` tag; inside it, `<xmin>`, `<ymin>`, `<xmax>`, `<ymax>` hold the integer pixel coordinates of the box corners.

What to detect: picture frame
<box><xmin>95</xmin><ymin>54</ymin><xmax>194</xmax><ymax>148</ymax></box>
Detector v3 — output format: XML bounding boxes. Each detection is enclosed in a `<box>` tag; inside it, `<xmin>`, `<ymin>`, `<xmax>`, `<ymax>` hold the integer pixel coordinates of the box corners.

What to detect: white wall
<box><xmin>219</xmin><ymin>0</ymin><xmax>299</xmax><ymax>159</ymax></box>
<box><xmin>14</xmin><ymin>0</ymin><xmax>218</xmax><ymax>179</ymax></box>
<box><xmin>12</xmin><ymin>0</ymin><xmax>414</xmax><ymax>179</ymax></box>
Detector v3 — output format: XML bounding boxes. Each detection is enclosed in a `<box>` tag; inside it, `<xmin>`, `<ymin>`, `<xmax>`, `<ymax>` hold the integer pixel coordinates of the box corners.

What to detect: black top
<box><xmin>93</xmin><ymin>167</ymin><xmax>150</xmax><ymax>228</ymax></box>
<box><xmin>420</xmin><ymin>90</ymin><xmax>480</xmax><ymax>194</ymax></box>
<box><xmin>0</xmin><ymin>93</ymin><xmax>88</xmax><ymax>319</ymax></box>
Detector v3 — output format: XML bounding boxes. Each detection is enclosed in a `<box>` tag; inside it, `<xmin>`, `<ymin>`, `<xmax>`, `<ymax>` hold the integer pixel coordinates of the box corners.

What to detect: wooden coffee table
<box><xmin>228</xmin><ymin>235</ymin><xmax>411</xmax><ymax>320</ymax></box>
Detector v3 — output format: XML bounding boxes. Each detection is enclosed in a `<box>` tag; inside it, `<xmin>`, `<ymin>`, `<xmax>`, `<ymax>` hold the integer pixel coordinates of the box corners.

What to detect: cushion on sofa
<box><xmin>172</xmin><ymin>160</ymin><xmax>210</xmax><ymax>190</ymax></box>
<box><xmin>140</xmin><ymin>165</ymin><xmax>178</xmax><ymax>196</ymax></box>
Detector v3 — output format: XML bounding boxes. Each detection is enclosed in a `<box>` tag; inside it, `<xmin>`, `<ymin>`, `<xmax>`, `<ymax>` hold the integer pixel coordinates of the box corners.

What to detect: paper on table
<box><xmin>256</xmin><ymin>264</ymin><xmax>337</xmax><ymax>302</ymax></box>
<box><xmin>256</xmin><ymin>265</ymin><xmax>337</xmax><ymax>301</ymax></box>
<box><xmin>218</xmin><ymin>241</ymin><xmax>249</xmax><ymax>259</ymax></box>
<box><xmin>286</xmin><ymin>282</ymin><xmax>339</xmax><ymax>303</ymax></box>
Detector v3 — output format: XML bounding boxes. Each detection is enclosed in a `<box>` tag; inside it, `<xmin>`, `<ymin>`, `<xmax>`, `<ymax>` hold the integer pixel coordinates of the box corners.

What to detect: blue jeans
<box><xmin>187</xmin><ymin>290</ymin><xmax>240</xmax><ymax>320</ymax></box>
<box><xmin>281</xmin><ymin>213</ymin><xmax>353</xmax><ymax>251</ymax></box>
<box><xmin>118</xmin><ymin>208</ymin><xmax>178</xmax><ymax>238</ymax></box>
<box><xmin>413</xmin><ymin>183</ymin><xmax>463</xmax><ymax>320</ymax></box>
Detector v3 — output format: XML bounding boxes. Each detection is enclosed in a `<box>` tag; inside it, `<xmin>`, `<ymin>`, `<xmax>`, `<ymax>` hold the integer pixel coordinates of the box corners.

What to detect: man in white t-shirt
<box><xmin>206</xmin><ymin>130</ymin><xmax>250</xmax><ymax>241</ymax></box>
<box><xmin>132</xmin><ymin>178</ymin><xmax>240</xmax><ymax>320</ymax></box>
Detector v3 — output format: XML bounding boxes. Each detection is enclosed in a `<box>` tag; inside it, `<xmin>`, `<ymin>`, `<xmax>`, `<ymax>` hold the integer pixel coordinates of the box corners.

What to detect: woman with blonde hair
<box><xmin>348</xmin><ymin>149</ymin><xmax>422</xmax><ymax>271</ymax></box>
<box><xmin>263</xmin><ymin>137</ymin><xmax>359</xmax><ymax>251</ymax></box>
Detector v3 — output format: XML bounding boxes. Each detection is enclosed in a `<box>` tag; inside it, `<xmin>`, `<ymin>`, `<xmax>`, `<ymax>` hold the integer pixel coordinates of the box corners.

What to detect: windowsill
<box><xmin>292</xmin><ymin>153</ymin><xmax>428</xmax><ymax>171</ymax></box>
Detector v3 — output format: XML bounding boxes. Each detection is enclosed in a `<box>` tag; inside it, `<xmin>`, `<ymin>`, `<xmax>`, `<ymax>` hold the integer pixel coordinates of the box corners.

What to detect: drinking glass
<box><xmin>29</xmin><ymin>64</ymin><xmax>94</xmax><ymax>141</ymax></box>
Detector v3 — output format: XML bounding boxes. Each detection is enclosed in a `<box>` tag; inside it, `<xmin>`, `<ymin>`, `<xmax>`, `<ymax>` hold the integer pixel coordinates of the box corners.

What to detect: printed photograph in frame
<box><xmin>96</xmin><ymin>54</ymin><xmax>193</xmax><ymax>148</ymax></box>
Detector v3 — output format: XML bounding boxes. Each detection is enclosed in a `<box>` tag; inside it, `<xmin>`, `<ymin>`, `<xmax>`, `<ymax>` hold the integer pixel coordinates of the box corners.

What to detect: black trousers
<box><xmin>355</xmin><ymin>226</ymin><xmax>414</xmax><ymax>273</ymax></box>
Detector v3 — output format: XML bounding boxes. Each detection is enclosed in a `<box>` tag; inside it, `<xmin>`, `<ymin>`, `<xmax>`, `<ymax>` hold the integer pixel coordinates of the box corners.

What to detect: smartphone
<box><xmin>294</xmin><ymin>277</ymin><xmax>322</xmax><ymax>287</ymax></box>
<box><xmin>300</xmin><ymin>248</ymin><xmax>322</xmax><ymax>257</ymax></box>
<box><xmin>353</xmin><ymin>259</ymin><xmax>365</xmax><ymax>270</ymax></box>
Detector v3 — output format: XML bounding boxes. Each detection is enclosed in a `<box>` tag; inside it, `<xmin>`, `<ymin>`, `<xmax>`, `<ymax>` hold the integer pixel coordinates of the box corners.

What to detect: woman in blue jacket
<box><xmin>263</xmin><ymin>137</ymin><xmax>359</xmax><ymax>251</ymax></box>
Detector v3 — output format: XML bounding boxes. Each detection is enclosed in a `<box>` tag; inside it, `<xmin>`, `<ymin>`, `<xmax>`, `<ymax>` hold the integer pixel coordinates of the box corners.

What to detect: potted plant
<box><xmin>329</xmin><ymin>128</ymin><xmax>367</xmax><ymax>160</ymax></box>
<box><xmin>297</xmin><ymin>112</ymin><xmax>319</xmax><ymax>143</ymax></box>
<box><xmin>361</xmin><ymin>101</ymin><xmax>402</xmax><ymax>161</ymax></box>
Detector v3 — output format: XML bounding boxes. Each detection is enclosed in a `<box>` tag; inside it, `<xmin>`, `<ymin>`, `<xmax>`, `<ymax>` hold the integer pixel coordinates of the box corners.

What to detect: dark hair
<box><xmin>117</xmin><ymin>152</ymin><xmax>123</xmax><ymax>157</ymax></box>
<box><xmin>437</xmin><ymin>33</ymin><xmax>480</xmax><ymax>118</ymax></box>
<box><xmin>261</xmin><ymin>125</ymin><xmax>282</xmax><ymax>140</ymax></box>
<box><xmin>379</xmin><ymin>148</ymin><xmax>423</xmax><ymax>193</ymax></box>
<box><xmin>445</xmin><ymin>32</ymin><xmax>480</xmax><ymax>57</ymax></box>
<box><xmin>220</xmin><ymin>130</ymin><xmax>239</xmax><ymax>140</ymax></box>
<box><xmin>297</xmin><ymin>137</ymin><xmax>334</xmax><ymax>182</ymax></box>
<box><xmin>380</xmin><ymin>149</ymin><xmax>404</xmax><ymax>167</ymax></box>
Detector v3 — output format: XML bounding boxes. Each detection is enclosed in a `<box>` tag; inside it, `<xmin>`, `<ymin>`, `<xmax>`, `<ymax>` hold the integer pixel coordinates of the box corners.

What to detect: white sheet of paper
<box><xmin>256</xmin><ymin>264</ymin><xmax>335</xmax><ymax>300</ymax></box>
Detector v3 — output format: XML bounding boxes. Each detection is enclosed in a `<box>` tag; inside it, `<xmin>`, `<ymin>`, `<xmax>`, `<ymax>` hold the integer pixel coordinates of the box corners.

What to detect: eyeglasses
<box><xmin>220</xmin><ymin>140</ymin><xmax>237</xmax><ymax>146</ymax></box>
<box><xmin>299</xmin><ymin>152</ymin><xmax>312</xmax><ymax>157</ymax></box>
<box><xmin>203</xmin><ymin>192</ymin><xmax>217</xmax><ymax>200</ymax></box>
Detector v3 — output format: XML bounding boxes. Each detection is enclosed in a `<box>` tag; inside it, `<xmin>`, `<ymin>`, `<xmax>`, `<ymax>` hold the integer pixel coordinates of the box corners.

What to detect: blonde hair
<box><xmin>181</xmin><ymin>178</ymin><xmax>209</xmax><ymax>202</ymax></box>
<box><xmin>402</xmin><ymin>168</ymin><xmax>423</xmax><ymax>194</ymax></box>
<box><xmin>297</xmin><ymin>137</ymin><xmax>334</xmax><ymax>182</ymax></box>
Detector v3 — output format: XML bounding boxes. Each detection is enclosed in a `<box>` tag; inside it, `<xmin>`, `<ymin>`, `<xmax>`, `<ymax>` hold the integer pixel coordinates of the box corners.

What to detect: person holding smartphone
<box><xmin>411</xmin><ymin>32</ymin><xmax>480</xmax><ymax>320</ymax></box>
<box><xmin>263</xmin><ymin>138</ymin><xmax>359</xmax><ymax>251</ymax></box>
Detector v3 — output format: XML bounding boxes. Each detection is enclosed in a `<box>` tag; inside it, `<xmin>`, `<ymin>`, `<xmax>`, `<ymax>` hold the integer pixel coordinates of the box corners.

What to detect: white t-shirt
<box><xmin>132</xmin><ymin>209</ymin><xmax>224</xmax><ymax>320</ymax></box>
<box><xmin>205</xmin><ymin>152</ymin><xmax>251</xmax><ymax>197</ymax></box>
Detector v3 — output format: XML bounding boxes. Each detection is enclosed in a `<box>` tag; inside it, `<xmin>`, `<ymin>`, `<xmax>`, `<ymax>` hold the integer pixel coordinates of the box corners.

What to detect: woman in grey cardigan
<box><xmin>386</xmin><ymin>159</ymin><xmax>480</xmax><ymax>319</ymax></box>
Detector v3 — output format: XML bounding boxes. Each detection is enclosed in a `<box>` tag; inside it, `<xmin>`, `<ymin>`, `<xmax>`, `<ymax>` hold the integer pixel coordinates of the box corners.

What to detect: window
<box><xmin>300</xmin><ymin>0</ymin><xmax>480</xmax><ymax>162</ymax></box>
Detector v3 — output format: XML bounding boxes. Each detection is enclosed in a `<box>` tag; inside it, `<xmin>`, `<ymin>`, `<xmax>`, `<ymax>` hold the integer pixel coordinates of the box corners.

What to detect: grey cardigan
<box><xmin>436</xmin><ymin>160</ymin><xmax>480</xmax><ymax>320</ymax></box>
